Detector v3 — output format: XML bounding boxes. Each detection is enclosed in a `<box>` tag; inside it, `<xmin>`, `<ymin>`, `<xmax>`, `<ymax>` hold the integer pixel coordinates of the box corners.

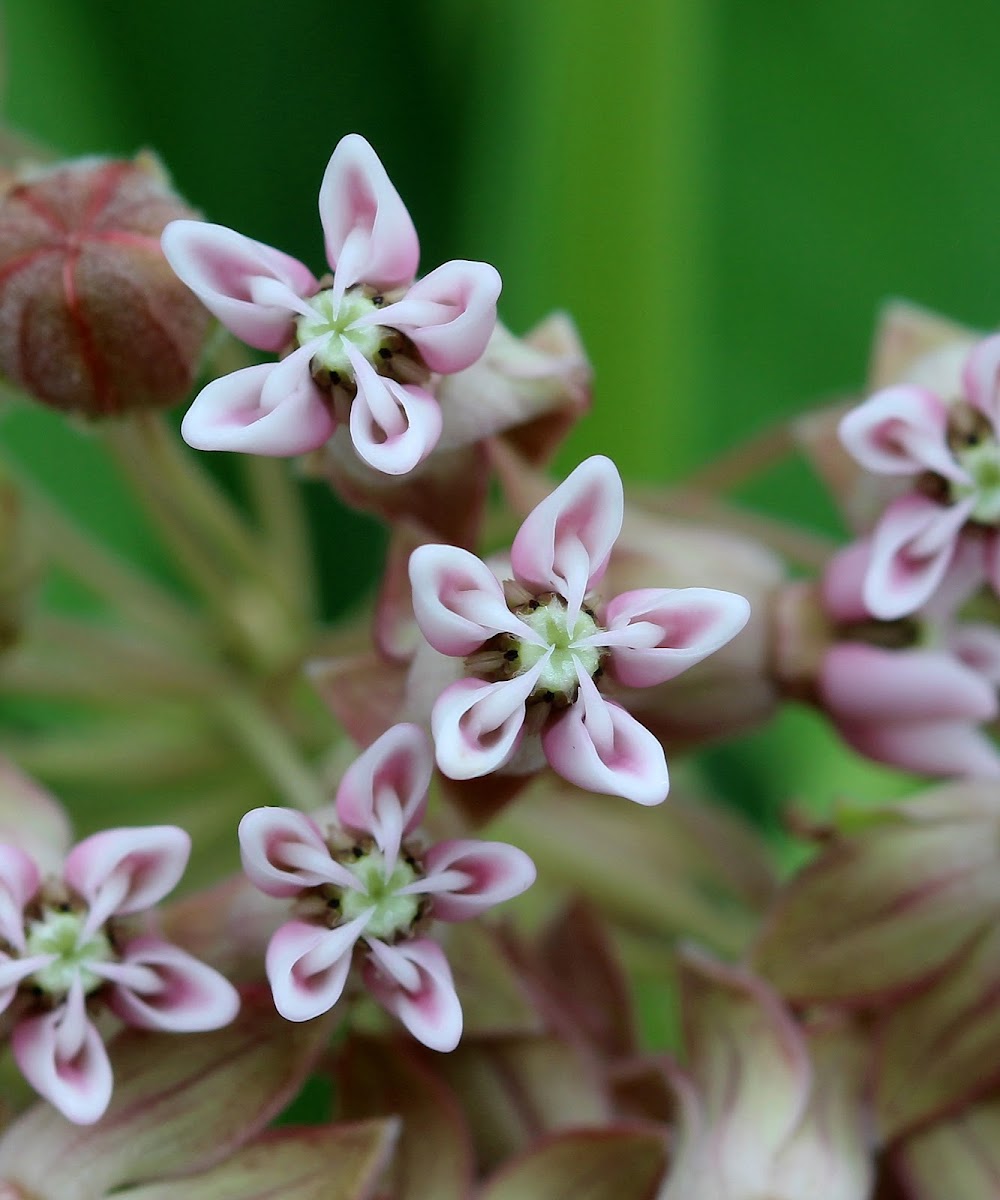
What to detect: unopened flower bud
<box><xmin>0</xmin><ymin>154</ymin><xmax>211</xmax><ymax>416</ymax></box>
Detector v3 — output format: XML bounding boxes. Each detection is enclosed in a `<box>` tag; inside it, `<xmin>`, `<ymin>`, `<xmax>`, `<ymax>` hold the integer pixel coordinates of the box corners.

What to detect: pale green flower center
<box><xmin>953</xmin><ymin>438</ymin><xmax>1000</xmax><ymax>523</ymax></box>
<box><xmin>517</xmin><ymin>598</ymin><xmax>601</xmax><ymax>698</ymax></box>
<box><xmin>295</xmin><ymin>288</ymin><xmax>387</xmax><ymax>380</ymax></box>
<box><xmin>340</xmin><ymin>850</ymin><xmax>420</xmax><ymax>941</ymax></box>
<box><xmin>25</xmin><ymin>909</ymin><xmax>112</xmax><ymax>997</ymax></box>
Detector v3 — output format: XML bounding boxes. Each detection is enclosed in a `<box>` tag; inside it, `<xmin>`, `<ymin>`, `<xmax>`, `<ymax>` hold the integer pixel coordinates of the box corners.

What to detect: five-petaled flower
<box><xmin>408</xmin><ymin>456</ymin><xmax>751</xmax><ymax>805</ymax></box>
<box><xmin>839</xmin><ymin>333</ymin><xmax>1000</xmax><ymax>618</ymax></box>
<box><xmin>162</xmin><ymin>133</ymin><xmax>502</xmax><ymax>475</ymax></box>
<box><xmin>238</xmin><ymin>723</ymin><xmax>535</xmax><ymax>1051</ymax></box>
<box><xmin>0</xmin><ymin>826</ymin><xmax>239</xmax><ymax>1124</ymax></box>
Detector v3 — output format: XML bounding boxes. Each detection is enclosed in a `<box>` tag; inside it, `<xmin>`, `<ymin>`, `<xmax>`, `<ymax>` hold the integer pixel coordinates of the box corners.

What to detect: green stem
<box><xmin>241</xmin><ymin>455</ymin><xmax>317</xmax><ymax>620</ymax></box>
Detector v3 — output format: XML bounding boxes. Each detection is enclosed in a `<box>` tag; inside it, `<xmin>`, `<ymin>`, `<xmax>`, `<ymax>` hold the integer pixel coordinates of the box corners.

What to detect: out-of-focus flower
<box><xmin>0</xmin><ymin>154</ymin><xmax>211</xmax><ymax>416</ymax></box>
<box><xmin>776</xmin><ymin>537</ymin><xmax>1000</xmax><ymax>777</ymax></box>
<box><xmin>238</xmin><ymin>723</ymin><xmax>534</xmax><ymax>1051</ymax></box>
<box><xmin>658</xmin><ymin>950</ymin><xmax>873</xmax><ymax>1200</ymax></box>
<box><xmin>408</xmin><ymin>456</ymin><xmax>750</xmax><ymax>804</ymax></box>
<box><xmin>307</xmin><ymin>311</ymin><xmax>591</xmax><ymax>546</ymax></box>
<box><xmin>0</xmin><ymin>817</ymin><xmax>239</xmax><ymax>1124</ymax></box>
<box><xmin>889</xmin><ymin>1094</ymin><xmax>1000</xmax><ymax>1200</ymax></box>
<box><xmin>163</xmin><ymin>134</ymin><xmax>501</xmax><ymax>475</ymax></box>
<box><xmin>838</xmin><ymin>328</ymin><xmax>1000</xmax><ymax>619</ymax></box>
<box><xmin>0</xmin><ymin>987</ymin><xmax>393</xmax><ymax>1200</ymax></box>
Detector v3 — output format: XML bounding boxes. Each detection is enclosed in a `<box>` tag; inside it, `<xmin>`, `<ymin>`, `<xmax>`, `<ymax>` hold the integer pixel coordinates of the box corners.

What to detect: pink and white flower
<box><xmin>838</xmin><ymin>334</ymin><xmax>1000</xmax><ymax>618</ymax></box>
<box><xmin>0</xmin><ymin>825</ymin><xmax>239</xmax><ymax>1124</ymax></box>
<box><xmin>817</xmin><ymin>537</ymin><xmax>1000</xmax><ymax>778</ymax></box>
<box><xmin>238</xmin><ymin>723</ymin><xmax>535</xmax><ymax>1052</ymax></box>
<box><xmin>162</xmin><ymin>134</ymin><xmax>501</xmax><ymax>475</ymax></box>
<box><xmin>407</xmin><ymin>456</ymin><xmax>751</xmax><ymax>805</ymax></box>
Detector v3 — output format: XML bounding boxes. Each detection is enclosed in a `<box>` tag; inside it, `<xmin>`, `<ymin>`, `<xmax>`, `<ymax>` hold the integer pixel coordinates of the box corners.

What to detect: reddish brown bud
<box><xmin>0</xmin><ymin>154</ymin><xmax>211</xmax><ymax>416</ymax></box>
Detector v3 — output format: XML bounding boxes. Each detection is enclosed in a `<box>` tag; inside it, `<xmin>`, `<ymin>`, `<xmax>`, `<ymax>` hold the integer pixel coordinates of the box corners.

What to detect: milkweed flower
<box><xmin>407</xmin><ymin>456</ymin><xmax>751</xmax><ymax>805</ymax></box>
<box><xmin>238</xmin><ymin>723</ymin><xmax>535</xmax><ymax>1051</ymax></box>
<box><xmin>0</xmin><ymin>825</ymin><xmax>239</xmax><ymax>1124</ymax></box>
<box><xmin>839</xmin><ymin>333</ymin><xmax>1000</xmax><ymax>618</ymax></box>
<box><xmin>162</xmin><ymin>134</ymin><xmax>501</xmax><ymax>475</ymax></box>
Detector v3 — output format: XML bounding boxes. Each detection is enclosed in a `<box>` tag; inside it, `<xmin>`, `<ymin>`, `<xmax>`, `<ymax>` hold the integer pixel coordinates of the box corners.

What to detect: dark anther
<box><xmin>372</xmin><ymin>294</ymin><xmax>385</xmax><ymax>307</ymax></box>
<box><xmin>351</xmin><ymin>846</ymin><xmax>364</xmax><ymax>858</ymax></box>
<box><xmin>593</xmin><ymin>666</ymin><xmax>604</xmax><ymax>680</ymax></box>
<box><xmin>542</xmin><ymin>690</ymin><xmax>555</xmax><ymax>703</ymax></box>
<box><xmin>330</xmin><ymin>371</ymin><xmax>341</xmax><ymax>385</ymax></box>
<box><xmin>528</xmin><ymin>599</ymin><xmax>540</xmax><ymax>609</ymax></box>
<box><xmin>30</xmin><ymin>985</ymin><xmax>43</xmax><ymax>997</ymax></box>
<box><xmin>583</xmin><ymin>605</ymin><xmax>595</xmax><ymax>618</ymax></box>
<box><xmin>378</xmin><ymin>347</ymin><xmax>392</xmax><ymax>359</ymax></box>
<box><xmin>326</xmin><ymin>897</ymin><xmax>340</xmax><ymax>908</ymax></box>
<box><xmin>405</xmin><ymin>854</ymin><xmax>417</xmax><ymax>868</ymax></box>
<box><xmin>57</xmin><ymin>903</ymin><xmax>71</xmax><ymax>912</ymax></box>
<box><xmin>504</xmin><ymin>649</ymin><xmax>518</xmax><ymax>661</ymax></box>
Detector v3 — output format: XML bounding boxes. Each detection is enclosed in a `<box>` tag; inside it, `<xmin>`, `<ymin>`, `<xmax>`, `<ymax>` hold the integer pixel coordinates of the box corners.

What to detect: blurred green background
<box><xmin>4</xmin><ymin>0</ymin><xmax>998</xmax><ymax>818</ymax></box>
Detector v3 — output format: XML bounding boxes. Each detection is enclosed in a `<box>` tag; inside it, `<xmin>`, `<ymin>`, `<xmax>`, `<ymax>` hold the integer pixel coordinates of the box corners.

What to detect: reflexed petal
<box><xmin>335</xmin><ymin>724</ymin><xmax>432</xmax><ymax>865</ymax></box>
<box><xmin>949</xmin><ymin>622</ymin><xmax>1000</xmax><ymax>686</ymax></box>
<box><xmin>238</xmin><ymin>807</ymin><xmax>357</xmax><ymax>898</ymax></box>
<box><xmin>864</xmin><ymin>494</ymin><xmax>971</xmax><ymax>619</ymax></box>
<box><xmin>161</xmin><ymin>220</ymin><xmax>317</xmax><ymax>351</ymax></box>
<box><xmin>511</xmin><ymin>456</ymin><xmax>624</xmax><ymax>622</ymax></box>
<box><xmin>362</xmin><ymin>260</ymin><xmax>501</xmax><ymax>374</ymax></box>
<box><xmin>431</xmin><ymin>668</ymin><xmax>546</xmax><ymax>780</ymax></box>
<box><xmin>347</xmin><ymin>351</ymin><xmax>442</xmax><ymax>475</ymax></box>
<box><xmin>0</xmin><ymin>952</ymin><xmax>55</xmax><ymax>1015</ymax></box>
<box><xmin>64</xmin><ymin>825</ymin><xmax>191</xmax><ymax>934</ymax></box>
<box><xmin>598</xmin><ymin>587</ymin><xmax>751</xmax><ymax>688</ymax></box>
<box><xmin>821</xmin><ymin>645</ymin><xmax>999</xmax><ymax>723</ymax></box>
<box><xmin>542</xmin><ymin>671</ymin><xmax>668</xmax><ymax>805</ymax></box>
<box><xmin>409</xmin><ymin>543</ymin><xmax>535</xmax><ymax>656</ymax></box>
<box><xmin>836</xmin><ymin>717</ymin><xmax>1000</xmax><ymax>779</ymax></box>
<box><xmin>838</xmin><ymin>385</ymin><xmax>962</xmax><ymax>480</ymax></box>
<box><xmin>103</xmin><ymin>937</ymin><xmax>240</xmax><ymax>1033</ymax></box>
<box><xmin>0</xmin><ymin>758</ymin><xmax>72</xmax><ymax>875</ymax></box>
<box><xmin>13</xmin><ymin>986</ymin><xmax>113</xmax><ymax>1125</ymax></box>
<box><xmin>420</xmin><ymin>839</ymin><xmax>536</xmax><ymax>921</ymax></box>
<box><xmin>963</xmin><ymin>333</ymin><xmax>1000</xmax><ymax>429</ymax></box>
<box><xmin>181</xmin><ymin>346</ymin><xmax>335</xmax><ymax>457</ymax></box>
<box><xmin>0</xmin><ymin>844</ymin><xmax>40</xmax><ymax>951</ymax></box>
<box><xmin>362</xmin><ymin>938</ymin><xmax>463</xmax><ymax>1052</ymax></box>
<box><xmin>319</xmin><ymin>133</ymin><xmax>419</xmax><ymax>306</ymax></box>
<box><xmin>266</xmin><ymin>917</ymin><xmax>368</xmax><ymax>1023</ymax></box>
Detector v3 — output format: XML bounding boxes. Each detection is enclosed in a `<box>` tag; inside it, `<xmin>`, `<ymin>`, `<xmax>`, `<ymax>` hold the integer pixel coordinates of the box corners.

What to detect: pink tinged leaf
<box><xmin>836</xmin><ymin>717</ymin><xmax>1000</xmax><ymax>779</ymax></box>
<box><xmin>362</xmin><ymin>259</ymin><xmax>502</xmax><ymax>374</ymax></box>
<box><xmin>838</xmin><ymin>384</ymin><xmax>963</xmax><ymax>480</ymax></box>
<box><xmin>598</xmin><ymin>587</ymin><xmax>751</xmax><ymax>689</ymax></box>
<box><xmin>0</xmin><ymin>844</ymin><xmax>40</xmax><ymax>952</ymax></box>
<box><xmin>510</xmin><ymin>455</ymin><xmax>624</xmax><ymax>622</ymax></box>
<box><xmin>431</xmin><ymin>664</ymin><xmax>548</xmax><ymax>780</ymax></box>
<box><xmin>419</xmin><ymin>839</ymin><xmax>537</xmax><ymax>921</ymax></box>
<box><xmin>963</xmin><ymin>332</ymin><xmax>1000</xmax><ymax>429</ymax></box>
<box><xmin>238</xmin><ymin>806</ymin><xmax>358</xmax><ymax>898</ymax></box>
<box><xmin>864</xmin><ymin>493</ymin><xmax>973</xmax><ymax>619</ymax></box>
<box><xmin>13</xmin><ymin>982</ymin><xmax>113</xmax><ymax>1125</ymax></box>
<box><xmin>266</xmin><ymin>916</ymin><xmax>368</xmax><ymax>1022</ymax></box>
<box><xmin>335</xmin><ymin>723</ymin><xmax>432</xmax><ymax>867</ymax></box>
<box><xmin>160</xmin><ymin>220</ymin><xmax>318</xmax><ymax>351</ymax></box>
<box><xmin>180</xmin><ymin>343</ymin><xmax>335</xmax><ymax>457</ymax></box>
<box><xmin>63</xmin><ymin>825</ymin><xmax>191</xmax><ymax>936</ymax></box>
<box><xmin>345</xmin><ymin>344</ymin><xmax>442</xmax><ymax>475</ymax></box>
<box><xmin>409</xmin><ymin>542</ymin><xmax>538</xmax><ymax>656</ymax></box>
<box><xmin>100</xmin><ymin>937</ymin><xmax>240</xmax><ymax>1033</ymax></box>
<box><xmin>542</xmin><ymin>670</ymin><xmax>669</xmax><ymax>805</ymax></box>
<box><xmin>363</xmin><ymin>937</ymin><xmax>463</xmax><ymax>1052</ymax></box>
<box><xmin>0</xmin><ymin>989</ymin><xmax>335</xmax><ymax>1196</ymax></box>
<box><xmin>319</xmin><ymin>133</ymin><xmax>419</xmax><ymax>308</ymax></box>
<box><xmin>821</xmin><ymin>645</ymin><xmax>999</xmax><ymax>724</ymax></box>
<box><xmin>105</xmin><ymin>1121</ymin><xmax>400</xmax><ymax>1200</ymax></box>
